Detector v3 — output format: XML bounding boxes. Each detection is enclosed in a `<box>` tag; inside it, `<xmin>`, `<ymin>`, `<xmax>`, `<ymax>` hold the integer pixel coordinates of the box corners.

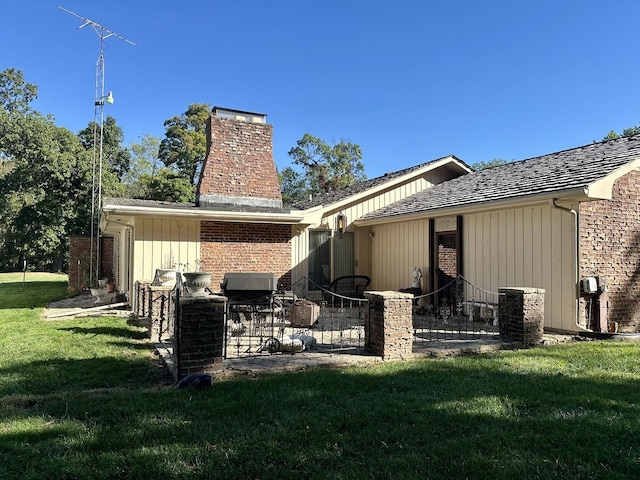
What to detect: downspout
<box><xmin>551</xmin><ymin>199</ymin><xmax>581</xmax><ymax>330</ymax></box>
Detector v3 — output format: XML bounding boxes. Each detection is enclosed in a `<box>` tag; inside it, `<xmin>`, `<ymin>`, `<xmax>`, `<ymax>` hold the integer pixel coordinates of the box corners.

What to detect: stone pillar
<box><xmin>135</xmin><ymin>281</ymin><xmax>152</xmax><ymax>318</ymax></box>
<box><xmin>175</xmin><ymin>295</ymin><xmax>227</xmax><ymax>381</ymax></box>
<box><xmin>149</xmin><ymin>286</ymin><xmax>174</xmax><ymax>343</ymax></box>
<box><xmin>365</xmin><ymin>291</ymin><xmax>414</xmax><ymax>360</ymax></box>
<box><xmin>498</xmin><ymin>287</ymin><xmax>545</xmax><ymax>345</ymax></box>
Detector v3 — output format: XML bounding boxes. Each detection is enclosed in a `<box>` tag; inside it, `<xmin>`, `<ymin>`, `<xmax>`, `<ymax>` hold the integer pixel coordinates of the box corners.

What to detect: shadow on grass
<box><xmin>0</xmin><ymin>355</ymin><xmax>173</xmax><ymax>397</ymax></box>
<box><xmin>57</xmin><ymin>326</ymin><xmax>149</xmax><ymax>341</ymax></box>
<box><xmin>0</xmin><ymin>281</ymin><xmax>69</xmax><ymax>310</ymax></box>
<box><xmin>1</xmin><ymin>344</ymin><xmax>640</xmax><ymax>479</ymax></box>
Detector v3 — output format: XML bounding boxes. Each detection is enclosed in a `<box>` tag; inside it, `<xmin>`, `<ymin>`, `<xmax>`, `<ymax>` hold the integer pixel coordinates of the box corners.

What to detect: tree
<box><xmin>0</xmin><ymin>67</ymin><xmax>37</xmax><ymax>113</ymax></box>
<box><xmin>140</xmin><ymin>168</ymin><xmax>195</xmax><ymax>203</ymax></box>
<box><xmin>0</xmin><ymin>68</ymin><xmax>94</xmax><ymax>271</ymax></box>
<box><xmin>604</xmin><ymin>124</ymin><xmax>640</xmax><ymax>140</ymax></box>
<box><xmin>77</xmin><ymin>115</ymin><xmax>131</xmax><ymax>184</ymax></box>
<box><xmin>279</xmin><ymin>166</ymin><xmax>309</xmax><ymax>205</ymax></box>
<box><xmin>285</xmin><ymin>133</ymin><xmax>366</xmax><ymax>202</ymax></box>
<box><xmin>471</xmin><ymin>158</ymin><xmax>509</xmax><ymax>171</ymax></box>
<box><xmin>158</xmin><ymin>103</ymin><xmax>210</xmax><ymax>186</ymax></box>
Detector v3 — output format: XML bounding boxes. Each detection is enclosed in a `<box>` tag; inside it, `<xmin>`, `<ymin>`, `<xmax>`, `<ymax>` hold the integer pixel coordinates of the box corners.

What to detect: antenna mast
<box><xmin>58</xmin><ymin>6</ymin><xmax>135</xmax><ymax>287</ymax></box>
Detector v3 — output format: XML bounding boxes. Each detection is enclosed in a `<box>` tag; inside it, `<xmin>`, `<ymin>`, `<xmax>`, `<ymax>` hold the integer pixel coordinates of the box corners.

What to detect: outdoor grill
<box><xmin>221</xmin><ymin>272</ymin><xmax>278</xmax><ymax>304</ymax></box>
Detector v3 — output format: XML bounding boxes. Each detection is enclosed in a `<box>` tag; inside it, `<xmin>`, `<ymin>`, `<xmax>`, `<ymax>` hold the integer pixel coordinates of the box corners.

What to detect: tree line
<box><xmin>4</xmin><ymin>67</ymin><xmax>636</xmax><ymax>273</ymax></box>
<box><xmin>0</xmin><ymin>68</ymin><xmax>366</xmax><ymax>272</ymax></box>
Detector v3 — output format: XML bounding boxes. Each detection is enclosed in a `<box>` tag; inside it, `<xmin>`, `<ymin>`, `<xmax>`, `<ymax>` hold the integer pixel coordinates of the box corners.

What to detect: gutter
<box><xmin>101</xmin><ymin>204</ymin><xmax>305</xmax><ymax>224</ymax></box>
<box><xmin>355</xmin><ymin>187</ymin><xmax>590</xmax><ymax>227</ymax></box>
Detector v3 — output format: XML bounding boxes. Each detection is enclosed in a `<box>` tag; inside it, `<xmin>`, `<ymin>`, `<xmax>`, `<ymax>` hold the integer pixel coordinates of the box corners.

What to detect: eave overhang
<box><xmin>100</xmin><ymin>202</ymin><xmax>305</xmax><ymax>231</ymax></box>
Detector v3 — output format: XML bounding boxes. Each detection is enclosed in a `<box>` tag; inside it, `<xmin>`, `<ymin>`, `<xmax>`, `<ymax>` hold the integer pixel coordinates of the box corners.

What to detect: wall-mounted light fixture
<box><xmin>336</xmin><ymin>212</ymin><xmax>347</xmax><ymax>237</ymax></box>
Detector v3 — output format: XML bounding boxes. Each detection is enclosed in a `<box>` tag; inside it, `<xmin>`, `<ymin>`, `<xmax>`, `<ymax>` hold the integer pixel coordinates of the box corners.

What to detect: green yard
<box><xmin>1</xmin><ymin>273</ymin><xmax>639</xmax><ymax>479</ymax></box>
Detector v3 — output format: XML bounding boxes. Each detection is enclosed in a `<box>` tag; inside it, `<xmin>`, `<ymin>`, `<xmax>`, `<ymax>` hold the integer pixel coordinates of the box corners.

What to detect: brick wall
<box><xmin>438</xmin><ymin>233</ymin><xmax>457</xmax><ymax>277</ymax></box>
<box><xmin>200</xmin><ymin>221</ymin><xmax>292</xmax><ymax>289</ymax></box>
<box><xmin>174</xmin><ymin>296</ymin><xmax>226</xmax><ymax>381</ymax></box>
<box><xmin>198</xmin><ymin>115</ymin><xmax>282</xmax><ymax>206</ymax></box>
<box><xmin>579</xmin><ymin>169</ymin><xmax>640</xmax><ymax>332</ymax></box>
<box><xmin>68</xmin><ymin>236</ymin><xmax>114</xmax><ymax>292</ymax></box>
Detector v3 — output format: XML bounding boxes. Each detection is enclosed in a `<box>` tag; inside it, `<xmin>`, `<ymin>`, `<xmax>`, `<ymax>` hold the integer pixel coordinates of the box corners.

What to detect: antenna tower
<box><xmin>58</xmin><ymin>6</ymin><xmax>135</xmax><ymax>286</ymax></box>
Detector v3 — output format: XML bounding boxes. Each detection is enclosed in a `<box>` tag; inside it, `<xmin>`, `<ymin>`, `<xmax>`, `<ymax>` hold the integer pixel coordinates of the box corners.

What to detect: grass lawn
<box><xmin>1</xmin><ymin>273</ymin><xmax>639</xmax><ymax>479</ymax></box>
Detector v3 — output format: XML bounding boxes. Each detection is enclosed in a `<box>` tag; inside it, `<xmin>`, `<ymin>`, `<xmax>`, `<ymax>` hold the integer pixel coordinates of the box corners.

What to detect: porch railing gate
<box><xmin>412</xmin><ymin>275</ymin><xmax>501</xmax><ymax>342</ymax></box>
<box><xmin>223</xmin><ymin>277</ymin><xmax>368</xmax><ymax>359</ymax></box>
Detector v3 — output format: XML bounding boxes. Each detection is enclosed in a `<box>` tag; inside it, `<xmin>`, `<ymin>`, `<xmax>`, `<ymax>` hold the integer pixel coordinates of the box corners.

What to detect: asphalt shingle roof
<box><xmin>362</xmin><ymin>134</ymin><xmax>640</xmax><ymax>220</ymax></box>
<box><xmin>291</xmin><ymin>155</ymin><xmax>467</xmax><ymax>210</ymax></box>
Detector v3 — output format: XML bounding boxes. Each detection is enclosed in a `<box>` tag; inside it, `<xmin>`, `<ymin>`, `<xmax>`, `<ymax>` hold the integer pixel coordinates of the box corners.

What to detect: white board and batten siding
<box><xmin>134</xmin><ymin>218</ymin><xmax>200</xmax><ymax>282</ymax></box>
<box><xmin>463</xmin><ymin>203</ymin><xmax>578</xmax><ymax>332</ymax></box>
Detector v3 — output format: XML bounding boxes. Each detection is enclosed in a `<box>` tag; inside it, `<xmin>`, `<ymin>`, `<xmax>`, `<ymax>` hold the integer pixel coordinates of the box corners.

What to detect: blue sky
<box><xmin>3</xmin><ymin>1</ymin><xmax>640</xmax><ymax>178</ymax></box>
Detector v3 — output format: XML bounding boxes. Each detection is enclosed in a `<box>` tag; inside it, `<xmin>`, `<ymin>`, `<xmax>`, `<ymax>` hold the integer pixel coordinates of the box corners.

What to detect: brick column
<box><xmin>365</xmin><ymin>291</ymin><xmax>414</xmax><ymax>360</ymax></box>
<box><xmin>149</xmin><ymin>286</ymin><xmax>174</xmax><ymax>342</ymax></box>
<box><xmin>175</xmin><ymin>295</ymin><xmax>227</xmax><ymax>381</ymax></box>
<box><xmin>499</xmin><ymin>287</ymin><xmax>545</xmax><ymax>345</ymax></box>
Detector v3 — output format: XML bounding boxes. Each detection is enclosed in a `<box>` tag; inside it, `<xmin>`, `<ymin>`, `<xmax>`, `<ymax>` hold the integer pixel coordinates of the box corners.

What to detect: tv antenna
<box><xmin>58</xmin><ymin>6</ymin><xmax>136</xmax><ymax>287</ymax></box>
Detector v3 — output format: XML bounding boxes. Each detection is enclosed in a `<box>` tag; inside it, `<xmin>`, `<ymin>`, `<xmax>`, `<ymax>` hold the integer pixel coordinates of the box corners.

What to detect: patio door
<box><xmin>309</xmin><ymin>231</ymin><xmax>355</xmax><ymax>289</ymax></box>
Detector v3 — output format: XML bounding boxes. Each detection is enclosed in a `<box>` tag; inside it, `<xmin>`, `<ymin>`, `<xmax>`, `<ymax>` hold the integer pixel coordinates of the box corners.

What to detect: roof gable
<box><xmin>291</xmin><ymin>155</ymin><xmax>471</xmax><ymax>211</ymax></box>
<box><xmin>361</xmin><ymin>135</ymin><xmax>640</xmax><ymax>221</ymax></box>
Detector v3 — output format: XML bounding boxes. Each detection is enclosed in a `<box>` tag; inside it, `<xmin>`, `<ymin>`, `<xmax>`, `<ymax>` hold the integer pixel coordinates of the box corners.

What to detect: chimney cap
<box><xmin>212</xmin><ymin>106</ymin><xmax>267</xmax><ymax>124</ymax></box>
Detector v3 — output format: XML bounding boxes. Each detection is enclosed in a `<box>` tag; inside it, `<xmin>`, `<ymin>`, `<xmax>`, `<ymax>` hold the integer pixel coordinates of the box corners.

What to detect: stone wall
<box><xmin>499</xmin><ymin>287</ymin><xmax>545</xmax><ymax>345</ymax></box>
<box><xmin>365</xmin><ymin>291</ymin><xmax>413</xmax><ymax>360</ymax></box>
<box><xmin>148</xmin><ymin>286</ymin><xmax>175</xmax><ymax>343</ymax></box>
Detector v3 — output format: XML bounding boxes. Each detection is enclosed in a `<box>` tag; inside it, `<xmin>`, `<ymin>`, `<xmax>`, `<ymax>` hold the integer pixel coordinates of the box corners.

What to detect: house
<box><xmin>96</xmin><ymin>107</ymin><xmax>466</xmax><ymax>303</ymax></box>
<box><xmin>355</xmin><ymin>135</ymin><xmax>640</xmax><ymax>333</ymax></box>
<box><xmin>93</xmin><ymin>105</ymin><xmax>640</xmax><ymax>334</ymax></box>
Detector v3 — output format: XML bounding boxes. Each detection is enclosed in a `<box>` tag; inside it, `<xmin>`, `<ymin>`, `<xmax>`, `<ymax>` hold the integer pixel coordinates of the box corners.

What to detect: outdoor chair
<box><xmin>322</xmin><ymin>275</ymin><xmax>371</xmax><ymax>305</ymax></box>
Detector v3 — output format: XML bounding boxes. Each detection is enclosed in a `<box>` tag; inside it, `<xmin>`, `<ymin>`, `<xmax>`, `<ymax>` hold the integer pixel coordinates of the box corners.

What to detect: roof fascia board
<box><xmin>586</xmin><ymin>160</ymin><xmax>640</xmax><ymax>200</ymax></box>
<box><xmin>101</xmin><ymin>204</ymin><xmax>304</xmax><ymax>224</ymax></box>
<box><xmin>354</xmin><ymin>187</ymin><xmax>589</xmax><ymax>226</ymax></box>
<box><xmin>301</xmin><ymin>155</ymin><xmax>470</xmax><ymax>215</ymax></box>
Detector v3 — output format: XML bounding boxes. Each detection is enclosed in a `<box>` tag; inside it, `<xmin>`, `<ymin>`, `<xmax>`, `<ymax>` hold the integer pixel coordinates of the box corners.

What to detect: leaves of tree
<box><xmin>158</xmin><ymin>103</ymin><xmax>209</xmax><ymax>186</ymax></box>
<box><xmin>285</xmin><ymin>133</ymin><xmax>366</xmax><ymax>202</ymax></box>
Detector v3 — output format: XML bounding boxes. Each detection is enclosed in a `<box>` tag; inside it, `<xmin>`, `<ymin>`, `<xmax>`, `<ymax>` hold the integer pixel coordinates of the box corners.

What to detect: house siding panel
<box><xmin>463</xmin><ymin>204</ymin><xmax>576</xmax><ymax>331</ymax></box>
<box><xmin>133</xmin><ymin>218</ymin><xmax>200</xmax><ymax>283</ymax></box>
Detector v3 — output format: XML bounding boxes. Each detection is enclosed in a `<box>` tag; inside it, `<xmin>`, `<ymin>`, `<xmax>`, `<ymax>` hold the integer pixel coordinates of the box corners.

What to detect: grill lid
<box><xmin>222</xmin><ymin>272</ymin><xmax>278</xmax><ymax>293</ymax></box>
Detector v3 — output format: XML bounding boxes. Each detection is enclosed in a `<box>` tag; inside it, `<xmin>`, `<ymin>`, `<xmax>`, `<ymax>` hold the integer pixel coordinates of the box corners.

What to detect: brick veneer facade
<box><xmin>200</xmin><ymin>221</ymin><xmax>292</xmax><ymax>290</ymax></box>
<box><xmin>579</xmin><ymin>169</ymin><xmax>640</xmax><ymax>332</ymax></box>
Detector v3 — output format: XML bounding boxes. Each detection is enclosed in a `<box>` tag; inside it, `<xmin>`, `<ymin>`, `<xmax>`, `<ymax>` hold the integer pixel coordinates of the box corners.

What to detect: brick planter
<box><xmin>498</xmin><ymin>287</ymin><xmax>545</xmax><ymax>345</ymax></box>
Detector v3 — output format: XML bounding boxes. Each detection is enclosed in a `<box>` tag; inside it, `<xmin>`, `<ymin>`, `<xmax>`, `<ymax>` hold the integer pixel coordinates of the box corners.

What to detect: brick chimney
<box><xmin>197</xmin><ymin>107</ymin><xmax>283</xmax><ymax>209</ymax></box>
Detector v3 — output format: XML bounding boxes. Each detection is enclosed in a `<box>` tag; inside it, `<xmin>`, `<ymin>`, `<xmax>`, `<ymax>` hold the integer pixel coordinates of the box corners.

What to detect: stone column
<box><xmin>498</xmin><ymin>287</ymin><xmax>545</xmax><ymax>345</ymax></box>
<box><xmin>365</xmin><ymin>291</ymin><xmax>414</xmax><ymax>360</ymax></box>
<box><xmin>135</xmin><ymin>281</ymin><xmax>152</xmax><ymax>318</ymax></box>
<box><xmin>175</xmin><ymin>295</ymin><xmax>227</xmax><ymax>381</ymax></box>
<box><xmin>149</xmin><ymin>286</ymin><xmax>174</xmax><ymax>343</ymax></box>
